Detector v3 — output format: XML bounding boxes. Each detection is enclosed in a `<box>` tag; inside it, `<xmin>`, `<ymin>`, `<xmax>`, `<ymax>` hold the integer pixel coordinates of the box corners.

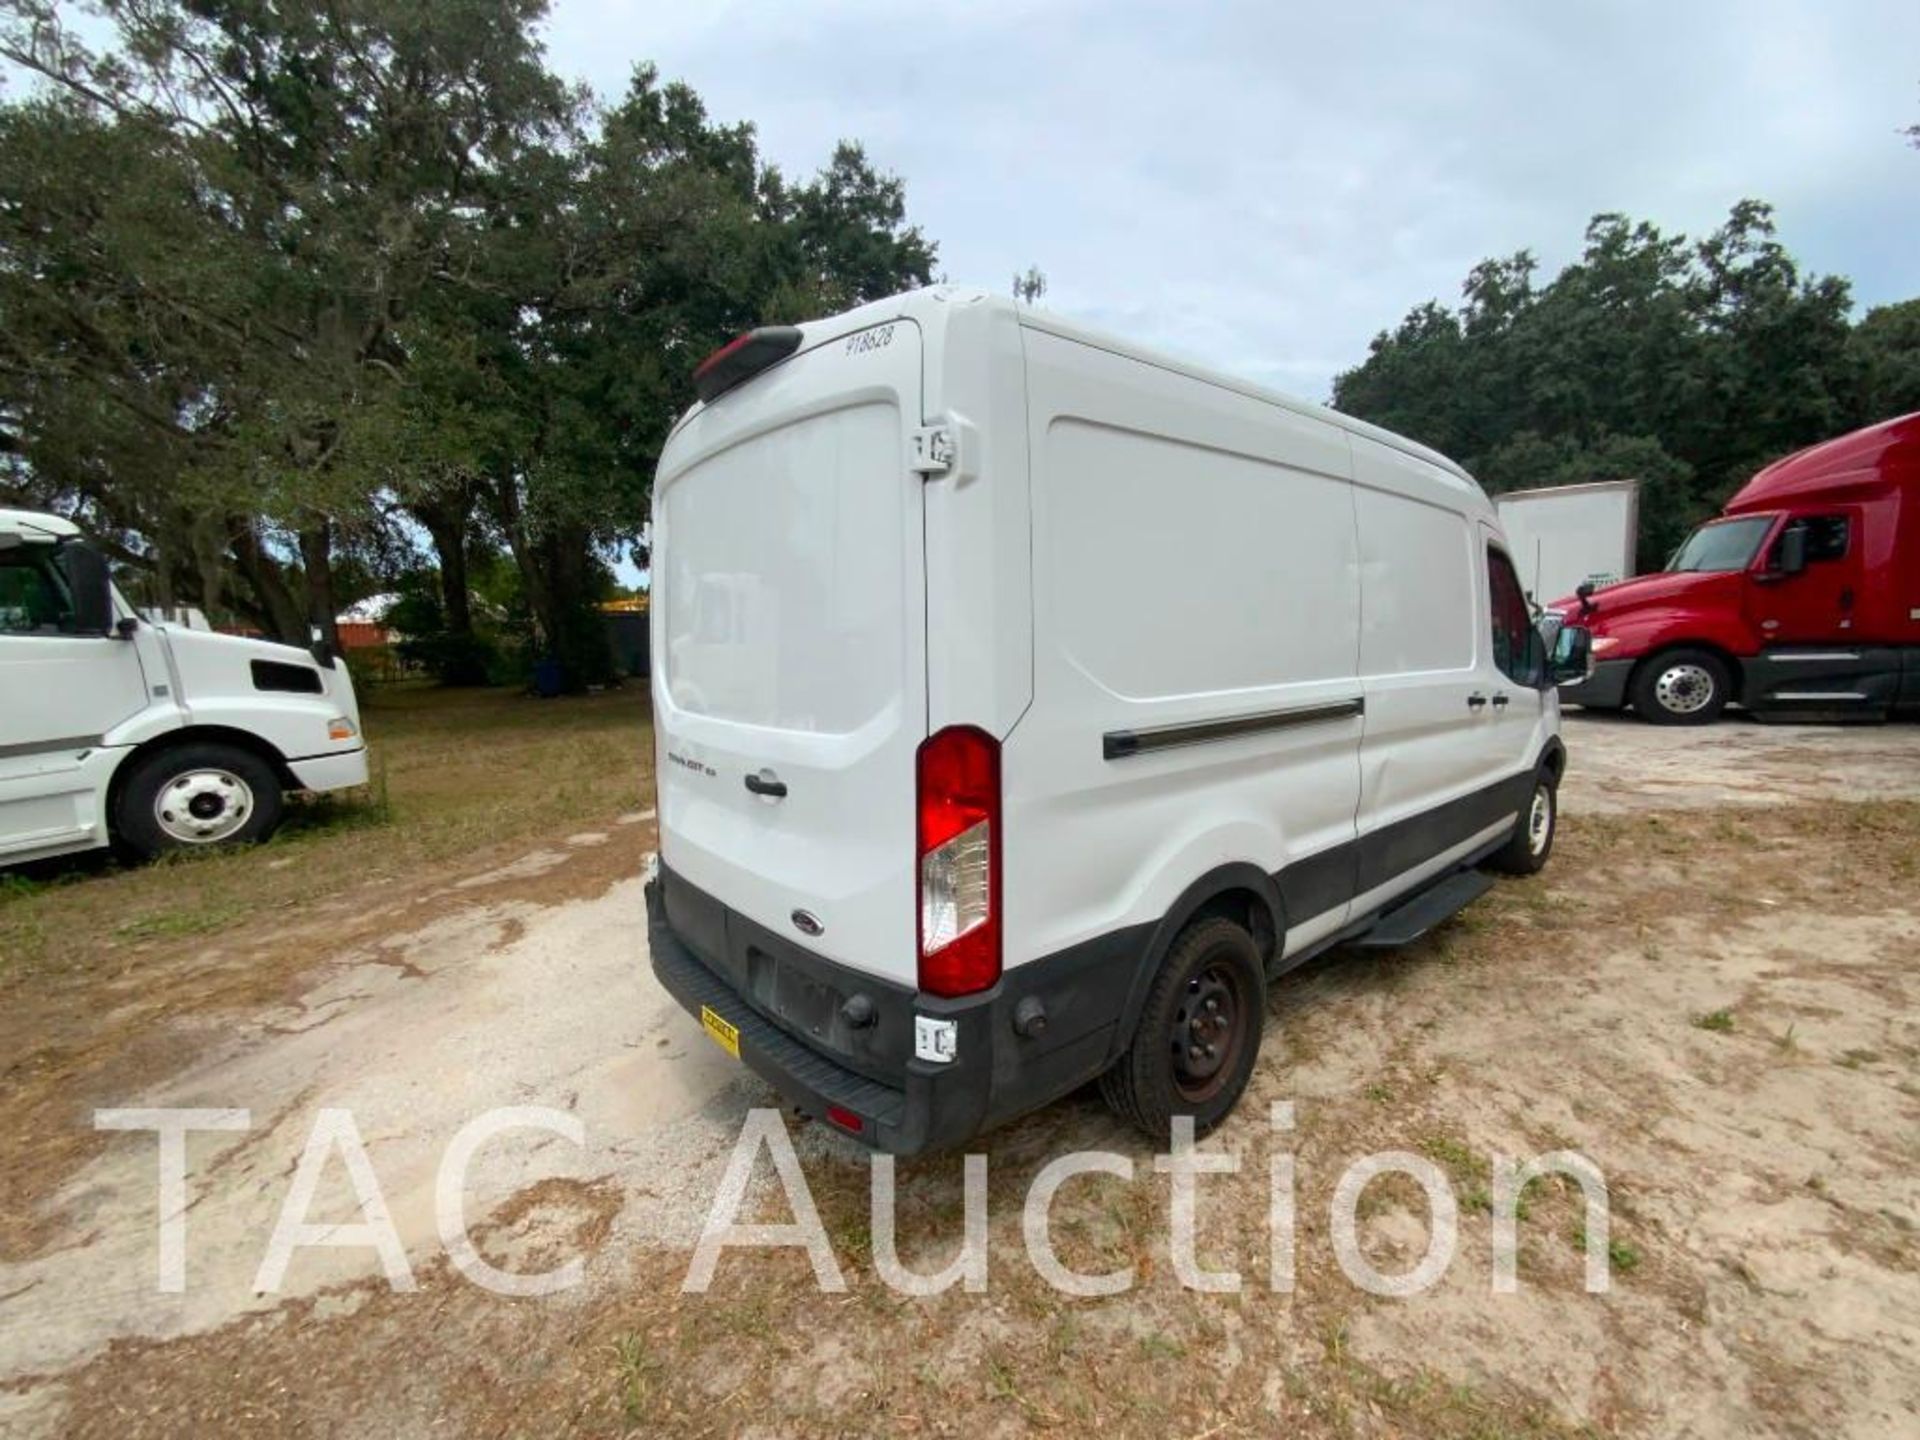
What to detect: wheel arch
<box><xmin>1102</xmin><ymin>862</ymin><xmax>1284</xmax><ymax>1071</ymax></box>
<box><xmin>1537</xmin><ymin>736</ymin><xmax>1567</xmax><ymax>784</ymax></box>
<box><xmin>105</xmin><ymin>726</ymin><xmax>298</xmax><ymax>839</ymax></box>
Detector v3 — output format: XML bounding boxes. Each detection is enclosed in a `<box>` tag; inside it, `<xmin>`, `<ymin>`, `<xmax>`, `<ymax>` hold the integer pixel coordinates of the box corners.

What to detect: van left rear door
<box><xmin>651</xmin><ymin>319</ymin><xmax>927</xmax><ymax>990</ymax></box>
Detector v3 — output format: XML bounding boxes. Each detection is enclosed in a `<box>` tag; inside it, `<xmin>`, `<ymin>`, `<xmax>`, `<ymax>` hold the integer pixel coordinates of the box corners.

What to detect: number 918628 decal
<box><xmin>844</xmin><ymin>324</ymin><xmax>894</xmax><ymax>356</ymax></box>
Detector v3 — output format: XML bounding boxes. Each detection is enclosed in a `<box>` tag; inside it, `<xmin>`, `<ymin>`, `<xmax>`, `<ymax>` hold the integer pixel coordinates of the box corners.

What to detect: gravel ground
<box><xmin>1558</xmin><ymin>708</ymin><xmax>1920</xmax><ymax>814</ymax></box>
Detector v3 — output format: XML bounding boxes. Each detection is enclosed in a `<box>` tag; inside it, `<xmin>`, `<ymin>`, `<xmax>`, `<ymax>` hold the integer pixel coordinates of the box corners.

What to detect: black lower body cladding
<box><xmin>646</xmin><ymin>863</ymin><xmax>1128</xmax><ymax>1155</ymax></box>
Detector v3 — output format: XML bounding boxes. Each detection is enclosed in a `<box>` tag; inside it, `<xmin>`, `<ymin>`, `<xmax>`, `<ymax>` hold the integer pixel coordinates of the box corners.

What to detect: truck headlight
<box><xmin>327</xmin><ymin>717</ymin><xmax>359</xmax><ymax>742</ymax></box>
<box><xmin>1590</xmin><ymin>636</ymin><xmax>1621</xmax><ymax>655</ymax></box>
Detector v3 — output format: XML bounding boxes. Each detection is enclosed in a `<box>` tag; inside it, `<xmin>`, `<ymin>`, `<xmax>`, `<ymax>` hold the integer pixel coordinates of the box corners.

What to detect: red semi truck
<box><xmin>1552</xmin><ymin>412</ymin><xmax>1920</xmax><ymax>724</ymax></box>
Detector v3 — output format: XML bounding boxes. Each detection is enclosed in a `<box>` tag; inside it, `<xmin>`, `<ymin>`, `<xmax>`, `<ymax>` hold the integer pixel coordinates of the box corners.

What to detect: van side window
<box><xmin>1775</xmin><ymin>515</ymin><xmax>1848</xmax><ymax>564</ymax></box>
<box><xmin>0</xmin><ymin>548</ymin><xmax>74</xmax><ymax>635</ymax></box>
<box><xmin>1486</xmin><ymin>547</ymin><xmax>1534</xmax><ymax>685</ymax></box>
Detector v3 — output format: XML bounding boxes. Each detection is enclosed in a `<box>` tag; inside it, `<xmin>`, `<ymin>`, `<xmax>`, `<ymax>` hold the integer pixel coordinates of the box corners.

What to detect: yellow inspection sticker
<box><xmin>700</xmin><ymin>1005</ymin><xmax>740</xmax><ymax>1059</ymax></box>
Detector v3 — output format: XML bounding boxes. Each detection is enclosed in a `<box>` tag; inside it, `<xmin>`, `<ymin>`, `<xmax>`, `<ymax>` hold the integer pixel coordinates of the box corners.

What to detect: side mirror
<box><xmin>1774</xmin><ymin>526</ymin><xmax>1807</xmax><ymax>576</ymax></box>
<box><xmin>1574</xmin><ymin>580</ymin><xmax>1596</xmax><ymax>617</ymax></box>
<box><xmin>1547</xmin><ymin>625</ymin><xmax>1592</xmax><ymax>685</ymax></box>
<box><xmin>57</xmin><ymin>542</ymin><xmax>116</xmax><ymax>637</ymax></box>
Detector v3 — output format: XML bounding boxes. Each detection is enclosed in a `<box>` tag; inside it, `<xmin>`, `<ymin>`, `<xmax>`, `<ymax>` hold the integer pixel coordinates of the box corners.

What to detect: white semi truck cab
<box><xmin>0</xmin><ymin>507</ymin><xmax>369</xmax><ymax>866</ymax></box>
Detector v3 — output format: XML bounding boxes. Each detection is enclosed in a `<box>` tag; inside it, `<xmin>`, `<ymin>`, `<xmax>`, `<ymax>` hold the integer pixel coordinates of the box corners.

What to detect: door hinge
<box><xmin>909</xmin><ymin>424</ymin><xmax>957</xmax><ymax>476</ymax></box>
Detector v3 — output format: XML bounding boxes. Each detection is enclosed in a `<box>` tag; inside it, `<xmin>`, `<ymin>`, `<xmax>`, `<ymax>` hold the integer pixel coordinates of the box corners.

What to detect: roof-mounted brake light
<box><xmin>692</xmin><ymin>326</ymin><xmax>803</xmax><ymax>404</ymax></box>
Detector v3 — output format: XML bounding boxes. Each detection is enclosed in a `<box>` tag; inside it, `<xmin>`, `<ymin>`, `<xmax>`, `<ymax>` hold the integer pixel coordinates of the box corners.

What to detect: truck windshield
<box><xmin>1666</xmin><ymin>516</ymin><xmax>1771</xmax><ymax>573</ymax></box>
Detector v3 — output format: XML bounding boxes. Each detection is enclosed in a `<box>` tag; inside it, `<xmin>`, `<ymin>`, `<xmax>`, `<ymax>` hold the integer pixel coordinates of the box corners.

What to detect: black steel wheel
<box><xmin>1100</xmin><ymin>915</ymin><xmax>1266</xmax><ymax>1141</ymax></box>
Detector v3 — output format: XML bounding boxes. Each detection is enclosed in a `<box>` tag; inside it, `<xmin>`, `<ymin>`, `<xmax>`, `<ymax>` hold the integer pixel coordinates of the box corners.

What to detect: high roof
<box><xmin>955</xmin><ymin>288</ymin><xmax>1481</xmax><ymax>490</ymax></box>
<box><xmin>1726</xmin><ymin>412</ymin><xmax>1920</xmax><ymax>513</ymax></box>
<box><xmin>671</xmin><ymin>287</ymin><xmax>1484</xmax><ymax>496</ymax></box>
<box><xmin>0</xmin><ymin>507</ymin><xmax>80</xmax><ymax>539</ymax></box>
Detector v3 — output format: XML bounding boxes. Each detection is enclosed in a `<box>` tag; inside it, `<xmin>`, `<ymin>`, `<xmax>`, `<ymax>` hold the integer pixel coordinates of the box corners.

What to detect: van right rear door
<box><xmin>651</xmin><ymin>318</ymin><xmax>927</xmax><ymax>989</ymax></box>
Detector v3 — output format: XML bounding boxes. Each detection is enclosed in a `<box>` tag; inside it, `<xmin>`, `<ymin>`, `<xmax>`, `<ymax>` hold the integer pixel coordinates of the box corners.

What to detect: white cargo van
<box><xmin>646</xmin><ymin>288</ymin><xmax>1591</xmax><ymax>1149</ymax></box>
<box><xmin>0</xmin><ymin>508</ymin><xmax>369</xmax><ymax>865</ymax></box>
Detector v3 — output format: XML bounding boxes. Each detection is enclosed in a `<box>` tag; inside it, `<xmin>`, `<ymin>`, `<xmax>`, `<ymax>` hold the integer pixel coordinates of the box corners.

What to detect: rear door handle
<box><xmin>1491</xmin><ymin>692</ymin><xmax>1510</xmax><ymax>709</ymax></box>
<box><xmin>1467</xmin><ymin>693</ymin><xmax>1488</xmax><ymax>709</ymax></box>
<box><xmin>744</xmin><ymin>771</ymin><xmax>788</xmax><ymax>798</ymax></box>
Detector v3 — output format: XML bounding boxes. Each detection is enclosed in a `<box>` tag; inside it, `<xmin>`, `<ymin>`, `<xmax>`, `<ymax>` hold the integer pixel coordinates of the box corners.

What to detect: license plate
<box><xmin>700</xmin><ymin>1005</ymin><xmax>740</xmax><ymax>1059</ymax></box>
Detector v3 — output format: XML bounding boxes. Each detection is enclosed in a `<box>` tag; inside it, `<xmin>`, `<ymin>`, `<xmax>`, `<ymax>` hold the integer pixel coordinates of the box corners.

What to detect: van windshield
<box><xmin>1665</xmin><ymin>516</ymin><xmax>1771</xmax><ymax>573</ymax></box>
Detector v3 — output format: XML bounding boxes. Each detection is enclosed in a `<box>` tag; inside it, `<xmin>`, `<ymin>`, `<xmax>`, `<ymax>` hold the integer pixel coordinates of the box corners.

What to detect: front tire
<box><xmin>1630</xmin><ymin>648</ymin><xmax>1730</xmax><ymax>725</ymax></box>
<box><xmin>115</xmin><ymin>742</ymin><xmax>285</xmax><ymax>860</ymax></box>
<box><xmin>1487</xmin><ymin>772</ymin><xmax>1556</xmax><ymax>876</ymax></box>
<box><xmin>1100</xmin><ymin>916</ymin><xmax>1266</xmax><ymax>1142</ymax></box>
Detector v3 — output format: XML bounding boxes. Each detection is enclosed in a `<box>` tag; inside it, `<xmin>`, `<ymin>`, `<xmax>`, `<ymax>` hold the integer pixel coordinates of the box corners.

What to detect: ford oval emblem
<box><xmin>790</xmin><ymin>909</ymin><xmax>824</xmax><ymax>938</ymax></box>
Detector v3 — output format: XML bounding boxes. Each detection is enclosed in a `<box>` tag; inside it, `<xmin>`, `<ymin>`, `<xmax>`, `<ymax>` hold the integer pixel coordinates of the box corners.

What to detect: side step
<box><xmin>1350</xmin><ymin>868</ymin><xmax>1495</xmax><ymax>949</ymax></box>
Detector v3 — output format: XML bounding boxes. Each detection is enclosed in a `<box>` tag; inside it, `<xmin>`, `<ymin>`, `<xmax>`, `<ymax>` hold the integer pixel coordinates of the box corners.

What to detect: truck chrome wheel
<box><xmin>154</xmin><ymin>768</ymin><xmax>254</xmax><ymax>844</ymax></box>
<box><xmin>1653</xmin><ymin>662</ymin><xmax>1716</xmax><ymax>715</ymax></box>
<box><xmin>1170</xmin><ymin>960</ymin><xmax>1248</xmax><ymax>1104</ymax></box>
<box><xmin>1528</xmin><ymin>785</ymin><xmax>1553</xmax><ymax>856</ymax></box>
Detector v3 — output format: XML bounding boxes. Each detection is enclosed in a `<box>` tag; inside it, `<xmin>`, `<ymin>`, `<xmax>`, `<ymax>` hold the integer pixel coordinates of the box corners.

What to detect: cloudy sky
<box><xmin>544</xmin><ymin>0</ymin><xmax>1920</xmax><ymax>402</ymax></box>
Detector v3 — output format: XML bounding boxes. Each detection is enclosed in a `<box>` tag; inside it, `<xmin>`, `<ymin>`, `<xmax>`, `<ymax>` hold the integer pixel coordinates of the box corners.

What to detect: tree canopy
<box><xmin>1332</xmin><ymin>202</ymin><xmax>1915</xmax><ymax>568</ymax></box>
<box><xmin>0</xmin><ymin>0</ymin><xmax>934</xmax><ymax>685</ymax></box>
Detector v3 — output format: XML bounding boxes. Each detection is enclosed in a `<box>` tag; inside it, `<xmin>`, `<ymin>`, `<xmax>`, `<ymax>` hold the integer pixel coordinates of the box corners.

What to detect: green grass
<box><xmin>1137</xmin><ymin>1333</ymin><xmax>1186</xmax><ymax>1361</ymax></box>
<box><xmin>113</xmin><ymin>902</ymin><xmax>248</xmax><ymax>942</ymax></box>
<box><xmin>0</xmin><ymin>683</ymin><xmax>653</xmax><ymax>981</ymax></box>
<box><xmin>1569</xmin><ymin>1220</ymin><xmax>1641</xmax><ymax>1275</ymax></box>
<box><xmin>1420</xmin><ymin>1134</ymin><xmax>1476</xmax><ymax>1179</ymax></box>
<box><xmin>0</xmin><ymin>872</ymin><xmax>43</xmax><ymax>903</ymax></box>
<box><xmin>1692</xmin><ymin>1009</ymin><xmax>1736</xmax><ymax>1034</ymax></box>
<box><xmin>611</xmin><ymin>1331</ymin><xmax>656</xmax><ymax>1423</ymax></box>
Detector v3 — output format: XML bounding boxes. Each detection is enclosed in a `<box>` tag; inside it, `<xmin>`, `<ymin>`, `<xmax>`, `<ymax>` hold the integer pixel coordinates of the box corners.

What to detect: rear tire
<box><xmin>1630</xmin><ymin>648</ymin><xmax>1730</xmax><ymax>725</ymax></box>
<box><xmin>1487</xmin><ymin>771</ymin><xmax>1556</xmax><ymax>876</ymax></box>
<box><xmin>115</xmin><ymin>742</ymin><xmax>284</xmax><ymax>860</ymax></box>
<box><xmin>1100</xmin><ymin>916</ymin><xmax>1266</xmax><ymax>1142</ymax></box>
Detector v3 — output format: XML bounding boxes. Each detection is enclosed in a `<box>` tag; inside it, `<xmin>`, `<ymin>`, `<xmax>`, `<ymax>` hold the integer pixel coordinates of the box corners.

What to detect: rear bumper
<box><xmin>645</xmin><ymin>866</ymin><xmax>1123</xmax><ymax>1155</ymax></box>
<box><xmin>287</xmin><ymin>746</ymin><xmax>369</xmax><ymax>792</ymax></box>
<box><xmin>1557</xmin><ymin>657</ymin><xmax>1633</xmax><ymax>709</ymax></box>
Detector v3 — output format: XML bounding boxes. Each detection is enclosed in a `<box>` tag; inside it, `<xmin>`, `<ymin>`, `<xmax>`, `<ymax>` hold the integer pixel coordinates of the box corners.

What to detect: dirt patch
<box><xmin>1559</xmin><ymin>710</ymin><xmax>1920</xmax><ymax>815</ymax></box>
<box><xmin>5</xmin><ymin>795</ymin><xmax>1917</xmax><ymax>1438</ymax></box>
<box><xmin>0</xmin><ymin>819</ymin><xmax>651</xmax><ymax>1267</ymax></box>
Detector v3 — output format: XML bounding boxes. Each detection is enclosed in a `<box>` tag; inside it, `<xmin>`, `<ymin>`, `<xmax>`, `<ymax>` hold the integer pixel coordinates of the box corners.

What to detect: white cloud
<box><xmin>543</xmin><ymin>0</ymin><xmax>1920</xmax><ymax>400</ymax></box>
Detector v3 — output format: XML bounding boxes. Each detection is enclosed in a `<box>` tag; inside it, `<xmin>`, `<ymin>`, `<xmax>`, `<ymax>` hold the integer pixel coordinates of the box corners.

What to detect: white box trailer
<box><xmin>644</xmin><ymin>287</ymin><xmax>1593</xmax><ymax>1152</ymax></box>
<box><xmin>1495</xmin><ymin>479</ymin><xmax>1638</xmax><ymax>610</ymax></box>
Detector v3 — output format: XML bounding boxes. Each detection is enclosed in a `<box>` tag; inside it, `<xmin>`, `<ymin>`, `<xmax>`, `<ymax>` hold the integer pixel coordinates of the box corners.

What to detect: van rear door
<box><xmin>652</xmin><ymin>319</ymin><xmax>926</xmax><ymax>989</ymax></box>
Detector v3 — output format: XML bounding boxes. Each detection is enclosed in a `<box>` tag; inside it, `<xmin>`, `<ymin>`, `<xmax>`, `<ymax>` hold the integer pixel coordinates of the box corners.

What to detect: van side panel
<box><xmin>1005</xmin><ymin>328</ymin><xmax>1364</xmax><ymax>972</ymax></box>
<box><xmin>922</xmin><ymin>298</ymin><xmax>1034</xmax><ymax>735</ymax></box>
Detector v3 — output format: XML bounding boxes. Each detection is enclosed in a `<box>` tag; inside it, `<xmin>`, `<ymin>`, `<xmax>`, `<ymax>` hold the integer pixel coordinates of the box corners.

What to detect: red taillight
<box><xmin>825</xmin><ymin>1105</ymin><xmax>864</xmax><ymax>1134</ymax></box>
<box><xmin>916</xmin><ymin>725</ymin><xmax>1001</xmax><ymax>998</ymax></box>
<box><xmin>691</xmin><ymin>326</ymin><xmax>803</xmax><ymax>404</ymax></box>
